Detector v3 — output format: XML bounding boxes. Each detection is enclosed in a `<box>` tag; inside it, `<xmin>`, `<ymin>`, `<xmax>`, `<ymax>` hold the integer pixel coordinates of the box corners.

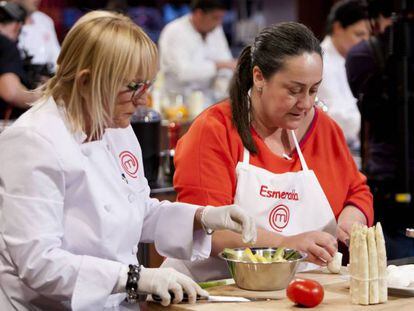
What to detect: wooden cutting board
<box><xmin>142</xmin><ymin>267</ymin><xmax>414</xmax><ymax>310</ymax></box>
<box><xmin>207</xmin><ymin>267</ymin><xmax>347</xmax><ymax>299</ymax></box>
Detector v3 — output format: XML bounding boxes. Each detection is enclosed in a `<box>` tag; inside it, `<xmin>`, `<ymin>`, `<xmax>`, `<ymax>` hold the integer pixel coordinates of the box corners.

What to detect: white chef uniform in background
<box><xmin>317</xmin><ymin>36</ymin><xmax>361</xmax><ymax>149</ymax></box>
<box><xmin>158</xmin><ymin>14</ymin><xmax>233</xmax><ymax>107</ymax></box>
<box><xmin>18</xmin><ymin>11</ymin><xmax>60</xmax><ymax>69</ymax></box>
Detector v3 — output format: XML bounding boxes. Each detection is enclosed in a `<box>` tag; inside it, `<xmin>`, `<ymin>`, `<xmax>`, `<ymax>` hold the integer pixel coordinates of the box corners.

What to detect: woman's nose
<box><xmin>137</xmin><ymin>94</ymin><xmax>148</xmax><ymax>106</ymax></box>
<box><xmin>132</xmin><ymin>95</ymin><xmax>147</xmax><ymax>107</ymax></box>
<box><xmin>297</xmin><ymin>94</ymin><xmax>313</xmax><ymax>110</ymax></box>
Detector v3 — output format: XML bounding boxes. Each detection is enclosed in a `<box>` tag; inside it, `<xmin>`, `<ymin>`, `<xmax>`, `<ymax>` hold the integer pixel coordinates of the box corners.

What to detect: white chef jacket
<box><xmin>158</xmin><ymin>14</ymin><xmax>233</xmax><ymax>107</ymax></box>
<box><xmin>0</xmin><ymin>97</ymin><xmax>211</xmax><ymax>310</ymax></box>
<box><xmin>317</xmin><ymin>36</ymin><xmax>361</xmax><ymax>148</ymax></box>
<box><xmin>18</xmin><ymin>11</ymin><xmax>60</xmax><ymax>68</ymax></box>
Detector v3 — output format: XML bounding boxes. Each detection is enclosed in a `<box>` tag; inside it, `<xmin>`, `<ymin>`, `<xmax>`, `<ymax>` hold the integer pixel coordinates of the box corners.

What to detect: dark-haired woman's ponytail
<box><xmin>229</xmin><ymin>45</ymin><xmax>257</xmax><ymax>154</ymax></box>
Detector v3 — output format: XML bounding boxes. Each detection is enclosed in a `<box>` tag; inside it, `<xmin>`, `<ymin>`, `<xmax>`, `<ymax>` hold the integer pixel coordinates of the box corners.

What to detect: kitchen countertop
<box><xmin>140</xmin><ymin>268</ymin><xmax>414</xmax><ymax>310</ymax></box>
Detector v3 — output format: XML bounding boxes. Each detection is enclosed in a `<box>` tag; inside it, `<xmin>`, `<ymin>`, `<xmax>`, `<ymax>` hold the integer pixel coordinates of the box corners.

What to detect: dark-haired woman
<box><xmin>163</xmin><ymin>22</ymin><xmax>373</xmax><ymax>281</ymax></box>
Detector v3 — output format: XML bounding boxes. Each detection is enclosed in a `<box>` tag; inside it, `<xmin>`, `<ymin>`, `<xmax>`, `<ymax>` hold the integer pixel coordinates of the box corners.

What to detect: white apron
<box><xmin>163</xmin><ymin>130</ymin><xmax>337</xmax><ymax>280</ymax></box>
<box><xmin>234</xmin><ymin>130</ymin><xmax>337</xmax><ymax>271</ymax></box>
<box><xmin>235</xmin><ymin>129</ymin><xmax>337</xmax><ymax>236</ymax></box>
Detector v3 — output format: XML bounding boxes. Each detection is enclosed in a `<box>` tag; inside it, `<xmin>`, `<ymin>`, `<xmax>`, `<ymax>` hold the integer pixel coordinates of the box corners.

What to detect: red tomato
<box><xmin>286</xmin><ymin>278</ymin><xmax>324</xmax><ymax>308</ymax></box>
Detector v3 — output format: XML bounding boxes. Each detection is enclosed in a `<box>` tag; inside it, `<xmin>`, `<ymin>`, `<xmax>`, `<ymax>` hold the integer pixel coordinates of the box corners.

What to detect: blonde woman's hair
<box><xmin>42</xmin><ymin>10</ymin><xmax>158</xmax><ymax>140</ymax></box>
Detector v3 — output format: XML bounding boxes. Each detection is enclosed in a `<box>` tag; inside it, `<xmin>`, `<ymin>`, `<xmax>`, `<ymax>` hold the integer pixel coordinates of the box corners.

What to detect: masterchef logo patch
<box><xmin>269</xmin><ymin>204</ymin><xmax>290</xmax><ymax>232</ymax></box>
<box><xmin>119</xmin><ymin>151</ymin><xmax>139</xmax><ymax>178</ymax></box>
<box><xmin>259</xmin><ymin>185</ymin><xmax>299</xmax><ymax>201</ymax></box>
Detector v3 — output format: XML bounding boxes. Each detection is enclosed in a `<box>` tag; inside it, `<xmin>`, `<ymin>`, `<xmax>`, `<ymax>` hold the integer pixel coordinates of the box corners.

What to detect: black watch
<box><xmin>126</xmin><ymin>264</ymin><xmax>141</xmax><ymax>303</ymax></box>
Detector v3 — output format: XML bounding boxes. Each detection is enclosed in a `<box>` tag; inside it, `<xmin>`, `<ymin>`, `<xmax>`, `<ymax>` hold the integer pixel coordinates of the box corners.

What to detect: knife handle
<box><xmin>152</xmin><ymin>292</ymin><xmax>205</xmax><ymax>303</ymax></box>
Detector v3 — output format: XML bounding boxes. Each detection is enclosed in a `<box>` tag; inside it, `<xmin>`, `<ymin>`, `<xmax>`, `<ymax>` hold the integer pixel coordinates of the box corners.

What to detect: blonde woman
<box><xmin>0</xmin><ymin>11</ymin><xmax>256</xmax><ymax>310</ymax></box>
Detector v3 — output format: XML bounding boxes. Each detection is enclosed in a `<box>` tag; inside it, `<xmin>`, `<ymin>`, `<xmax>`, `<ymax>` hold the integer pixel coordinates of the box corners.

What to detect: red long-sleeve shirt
<box><xmin>174</xmin><ymin>100</ymin><xmax>373</xmax><ymax>226</ymax></box>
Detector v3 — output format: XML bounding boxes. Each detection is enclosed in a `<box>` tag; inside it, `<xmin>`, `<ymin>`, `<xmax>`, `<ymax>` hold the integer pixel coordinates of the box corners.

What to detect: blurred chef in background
<box><xmin>0</xmin><ymin>1</ymin><xmax>39</xmax><ymax>120</ymax></box>
<box><xmin>12</xmin><ymin>0</ymin><xmax>60</xmax><ymax>71</ymax></box>
<box><xmin>346</xmin><ymin>0</ymin><xmax>414</xmax><ymax>260</ymax></box>
<box><xmin>158</xmin><ymin>0</ymin><xmax>236</xmax><ymax>108</ymax></box>
<box><xmin>317</xmin><ymin>0</ymin><xmax>370</xmax><ymax>152</ymax></box>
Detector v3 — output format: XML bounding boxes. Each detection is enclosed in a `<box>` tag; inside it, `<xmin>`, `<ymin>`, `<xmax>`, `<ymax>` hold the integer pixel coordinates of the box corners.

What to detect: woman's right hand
<box><xmin>283</xmin><ymin>231</ymin><xmax>337</xmax><ymax>266</ymax></box>
<box><xmin>138</xmin><ymin>267</ymin><xmax>208</xmax><ymax>306</ymax></box>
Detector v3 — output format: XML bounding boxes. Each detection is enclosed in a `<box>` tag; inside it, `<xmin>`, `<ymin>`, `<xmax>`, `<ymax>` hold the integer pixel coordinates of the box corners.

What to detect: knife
<box><xmin>151</xmin><ymin>293</ymin><xmax>271</xmax><ymax>303</ymax></box>
<box><xmin>199</xmin><ymin>295</ymin><xmax>271</xmax><ymax>303</ymax></box>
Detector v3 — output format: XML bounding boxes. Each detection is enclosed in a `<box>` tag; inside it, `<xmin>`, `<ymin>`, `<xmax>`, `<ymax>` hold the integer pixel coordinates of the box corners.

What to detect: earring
<box><xmin>257</xmin><ymin>86</ymin><xmax>262</xmax><ymax>93</ymax></box>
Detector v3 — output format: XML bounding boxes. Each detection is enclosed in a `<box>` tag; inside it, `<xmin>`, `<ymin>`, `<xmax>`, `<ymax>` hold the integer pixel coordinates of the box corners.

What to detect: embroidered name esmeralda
<box><xmin>259</xmin><ymin>185</ymin><xmax>299</xmax><ymax>201</ymax></box>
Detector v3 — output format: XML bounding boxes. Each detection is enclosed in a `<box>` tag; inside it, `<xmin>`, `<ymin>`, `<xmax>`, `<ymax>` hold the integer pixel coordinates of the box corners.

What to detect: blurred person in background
<box><xmin>317</xmin><ymin>0</ymin><xmax>370</xmax><ymax>153</ymax></box>
<box><xmin>0</xmin><ymin>10</ymin><xmax>256</xmax><ymax>309</ymax></box>
<box><xmin>158</xmin><ymin>0</ymin><xmax>236</xmax><ymax>108</ymax></box>
<box><xmin>12</xmin><ymin>0</ymin><xmax>60</xmax><ymax>72</ymax></box>
<box><xmin>163</xmin><ymin>22</ymin><xmax>373</xmax><ymax>282</ymax></box>
<box><xmin>346</xmin><ymin>0</ymin><xmax>414</xmax><ymax>259</ymax></box>
<box><xmin>0</xmin><ymin>1</ymin><xmax>39</xmax><ymax>120</ymax></box>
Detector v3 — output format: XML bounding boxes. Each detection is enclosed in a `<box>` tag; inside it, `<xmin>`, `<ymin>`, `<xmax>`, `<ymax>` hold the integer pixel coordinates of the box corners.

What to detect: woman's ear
<box><xmin>75</xmin><ymin>69</ymin><xmax>91</xmax><ymax>99</ymax></box>
<box><xmin>252</xmin><ymin>65</ymin><xmax>265</xmax><ymax>91</ymax></box>
<box><xmin>332</xmin><ymin>21</ymin><xmax>344</xmax><ymax>35</ymax></box>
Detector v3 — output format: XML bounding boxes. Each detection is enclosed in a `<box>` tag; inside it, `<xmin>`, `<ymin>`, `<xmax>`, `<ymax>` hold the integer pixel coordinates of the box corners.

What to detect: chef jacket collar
<box><xmin>53</xmin><ymin>97</ymin><xmax>88</xmax><ymax>144</ymax></box>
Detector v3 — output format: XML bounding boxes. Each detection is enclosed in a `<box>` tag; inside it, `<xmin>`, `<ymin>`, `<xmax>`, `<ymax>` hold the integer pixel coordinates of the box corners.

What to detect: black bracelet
<box><xmin>126</xmin><ymin>264</ymin><xmax>141</xmax><ymax>303</ymax></box>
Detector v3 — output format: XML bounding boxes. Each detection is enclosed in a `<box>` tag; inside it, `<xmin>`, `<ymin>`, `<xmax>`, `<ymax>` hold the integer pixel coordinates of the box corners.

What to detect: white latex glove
<box><xmin>201</xmin><ymin>205</ymin><xmax>257</xmax><ymax>244</ymax></box>
<box><xmin>138</xmin><ymin>267</ymin><xmax>208</xmax><ymax>306</ymax></box>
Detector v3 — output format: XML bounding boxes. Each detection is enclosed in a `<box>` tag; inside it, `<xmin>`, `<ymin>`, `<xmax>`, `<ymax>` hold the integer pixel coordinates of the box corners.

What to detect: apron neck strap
<box><xmin>243</xmin><ymin>147</ymin><xmax>250</xmax><ymax>164</ymax></box>
<box><xmin>242</xmin><ymin>130</ymin><xmax>309</xmax><ymax>171</ymax></box>
<box><xmin>291</xmin><ymin>130</ymin><xmax>309</xmax><ymax>171</ymax></box>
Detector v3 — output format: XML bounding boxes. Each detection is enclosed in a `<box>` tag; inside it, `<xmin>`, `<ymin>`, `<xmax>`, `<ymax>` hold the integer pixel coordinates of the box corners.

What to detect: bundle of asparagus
<box><xmin>349</xmin><ymin>222</ymin><xmax>387</xmax><ymax>305</ymax></box>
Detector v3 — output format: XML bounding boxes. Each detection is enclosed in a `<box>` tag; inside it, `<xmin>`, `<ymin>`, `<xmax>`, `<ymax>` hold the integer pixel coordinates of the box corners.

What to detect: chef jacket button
<box><xmin>128</xmin><ymin>193</ymin><xmax>136</xmax><ymax>203</ymax></box>
<box><xmin>104</xmin><ymin>204</ymin><xmax>111</xmax><ymax>212</ymax></box>
<box><xmin>132</xmin><ymin>245</ymin><xmax>138</xmax><ymax>255</ymax></box>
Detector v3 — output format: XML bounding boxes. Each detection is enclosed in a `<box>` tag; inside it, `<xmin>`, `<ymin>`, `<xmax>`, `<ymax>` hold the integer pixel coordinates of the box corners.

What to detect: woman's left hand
<box><xmin>337</xmin><ymin>205</ymin><xmax>367</xmax><ymax>246</ymax></box>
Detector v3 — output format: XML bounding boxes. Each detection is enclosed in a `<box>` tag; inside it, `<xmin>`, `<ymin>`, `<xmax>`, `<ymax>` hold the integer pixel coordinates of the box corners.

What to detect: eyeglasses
<box><xmin>126</xmin><ymin>80</ymin><xmax>154</xmax><ymax>103</ymax></box>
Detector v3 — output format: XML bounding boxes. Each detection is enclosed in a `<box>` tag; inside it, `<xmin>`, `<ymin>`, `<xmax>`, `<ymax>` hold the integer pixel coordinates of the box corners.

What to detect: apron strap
<box><xmin>242</xmin><ymin>131</ymin><xmax>309</xmax><ymax>171</ymax></box>
<box><xmin>291</xmin><ymin>130</ymin><xmax>309</xmax><ymax>171</ymax></box>
<box><xmin>243</xmin><ymin>147</ymin><xmax>250</xmax><ymax>164</ymax></box>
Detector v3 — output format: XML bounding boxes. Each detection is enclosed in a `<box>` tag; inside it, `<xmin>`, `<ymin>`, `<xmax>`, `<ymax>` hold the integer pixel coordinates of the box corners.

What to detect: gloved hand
<box><xmin>201</xmin><ymin>205</ymin><xmax>257</xmax><ymax>244</ymax></box>
<box><xmin>138</xmin><ymin>267</ymin><xmax>208</xmax><ymax>306</ymax></box>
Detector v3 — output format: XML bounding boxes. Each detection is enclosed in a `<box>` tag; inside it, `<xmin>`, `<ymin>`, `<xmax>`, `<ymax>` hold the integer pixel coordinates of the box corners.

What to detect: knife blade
<box><xmin>200</xmin><ymin>295</ymin><xmax>271</xmax><ymax>303</ymax></box>
<box><xmin>151</xmin><ymin>293</ymin><xmax>271</xmax><ymax>303</ymax></box>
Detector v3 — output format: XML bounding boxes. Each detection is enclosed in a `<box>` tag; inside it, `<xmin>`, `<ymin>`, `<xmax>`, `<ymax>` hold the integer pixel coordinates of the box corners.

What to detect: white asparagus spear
<box><xmin>368</xmin><ymin>227</ymin><xmax>379</xmax><ymax>304</ymax></box>
<box><xmin>376</xmin><ymin>222</ymin><xmax>388</xmax><ymax>303</ymax></box>
<box><xmin>350</xmin><ymin>223</ymin><xmax>360</xmax><ymax>304</ymax></box>
<box><xmin>359</xmin><ymin>226</ymin><xmax>369</xmax><ymax>305</ymax></box>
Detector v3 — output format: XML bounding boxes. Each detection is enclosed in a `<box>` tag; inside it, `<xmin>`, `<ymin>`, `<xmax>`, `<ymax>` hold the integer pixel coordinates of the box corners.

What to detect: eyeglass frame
<box><xmin>125</xmin><ymin>80</ymin><xmax>154</xmax><ymax>103</ymax></box>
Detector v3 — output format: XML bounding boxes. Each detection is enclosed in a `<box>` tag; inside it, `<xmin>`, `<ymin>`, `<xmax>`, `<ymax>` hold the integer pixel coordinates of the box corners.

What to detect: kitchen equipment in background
<box><xmin>163</xmin><ymin>94</ymin><xmax>189</xmax><ymax>122</ymax></box>
<box><xmin>131</xmin><ymin>105</ymin><xmax>161</xmax><ymax>187</ymax></box>
<box><xmin>188</xmin><ymin>91</ymin><xmax>204</xmax><ymax>119</ymax></box>
<box><xmin>160</xmin><ymin>122</ymin><xmax>180</xmax><ymax>182</ymax></box>
<box><xmin>219</xmin><ymin>247</ymin><xmax>306</xmax><ymax>291</ymax></box>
